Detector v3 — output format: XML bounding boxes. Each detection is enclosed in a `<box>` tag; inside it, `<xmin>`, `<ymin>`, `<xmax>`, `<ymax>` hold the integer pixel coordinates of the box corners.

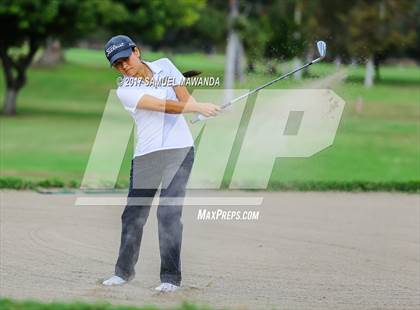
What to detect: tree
<box><xmin>298</xmin><ymin>0</ymin><xmax>417</xmax><ymax>85</ymax></box>
<box><xmin>35</xmin><ymin>38</ymin><xmax>65</xmax><ymax>67</ymax></box>
<box><xmin>345</xmin><ymin>0</ymin><xmax>416</xmax><ymax>87</ymax></box>
<box><xmin>225</xmin><ymin>0</ymin><xmax>245</xmax><ymax>87</ymax></box>
<box><xmin>0</xmin><ymin>0</ymin><xmax>124</xmax><ymax>115</ymax></box>
<box><xmin>302</xmin><ymin>0</ymin><xmax>354</xmax><ymax>63</ymax></box>
<box><xmin>161</xmin><ymin>0</ymin><xmax>227</xmax><ymax>53</ymax></box>
<box><xmin>236</xmin><ymin>1</ymin><xmax>271</xmax><ymax>73</ymax></box>
<box><xmin>106</xmin><ymin>0</ymin><xmax>205</xmax><ymax>50</ymax></box>
<box><xmin>404</xmin><ymin>0</ymin><xmax>420</xmax><ymax>62</ymax></box>
<box><xmin>236</xmin><ymin>0</ymin><xmax>307</xmax><ymax>74</ymax></box>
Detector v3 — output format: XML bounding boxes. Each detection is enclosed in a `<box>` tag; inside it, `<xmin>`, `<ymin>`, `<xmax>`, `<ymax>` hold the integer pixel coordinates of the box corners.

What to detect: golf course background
<box><xmin>1</xmin><ymin>48</ymin><xmax>419</xmax><ymax>191</ymax></box>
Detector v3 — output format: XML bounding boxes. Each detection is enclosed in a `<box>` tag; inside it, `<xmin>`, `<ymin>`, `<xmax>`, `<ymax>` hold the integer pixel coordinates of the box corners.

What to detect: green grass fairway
<box><xmin>0</xmin><ymin>298</ymin><xmax>212</xmax><ymax>310</ymax></box>
<box><xmin>0</xmin><ymin>48</ymin><xmax>419</xmax><ymax>188</ymax></box>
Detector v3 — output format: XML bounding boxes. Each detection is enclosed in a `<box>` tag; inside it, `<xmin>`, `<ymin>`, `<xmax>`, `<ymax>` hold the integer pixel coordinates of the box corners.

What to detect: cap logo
<box><xmin>106</xmin><ymin>43</ymin><xmax>125</xmax><ymax>57</ymax></box>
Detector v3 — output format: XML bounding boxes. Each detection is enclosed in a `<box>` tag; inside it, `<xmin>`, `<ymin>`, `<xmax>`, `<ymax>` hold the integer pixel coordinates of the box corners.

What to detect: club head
<box><xmin>317</xmin><ymin>41</ymin><xmax>327</xmax><ymax>58</ymax></box>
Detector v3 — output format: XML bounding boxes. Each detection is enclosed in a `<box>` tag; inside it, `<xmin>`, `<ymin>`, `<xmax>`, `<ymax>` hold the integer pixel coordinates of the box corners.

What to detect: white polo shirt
<box><xmin>116</xmin><ymin>58</ymin><xmax>194</xmax><ymax>158</ymax></box>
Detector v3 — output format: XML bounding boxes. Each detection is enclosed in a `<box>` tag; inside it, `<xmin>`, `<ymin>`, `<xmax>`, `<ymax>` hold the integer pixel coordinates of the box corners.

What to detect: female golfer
<box><xmin>102</xmin><ymin>35</ymin><xmax>220</xmax><ymax>292</ymax></box>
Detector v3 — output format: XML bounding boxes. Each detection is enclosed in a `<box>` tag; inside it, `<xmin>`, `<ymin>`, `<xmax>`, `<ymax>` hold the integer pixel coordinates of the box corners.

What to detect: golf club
<box><xmin>191</xmin><ymin>40</ymin><xmax>327</xmax><ymax>123</ymax></box>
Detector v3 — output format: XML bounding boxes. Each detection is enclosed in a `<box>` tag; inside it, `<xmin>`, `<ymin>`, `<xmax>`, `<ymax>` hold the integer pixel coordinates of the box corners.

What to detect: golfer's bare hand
<box><xmin>197</xmin><ymin>102</ymin><xmax>221</xmax><ymax>117</ymax></box>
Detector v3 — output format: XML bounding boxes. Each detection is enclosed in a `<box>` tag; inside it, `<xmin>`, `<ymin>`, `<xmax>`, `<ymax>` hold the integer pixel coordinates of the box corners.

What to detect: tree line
<box><xmin>0</xmin><ymin>0</ymin><xmax>418</xmax><ymax>115</ymax></box>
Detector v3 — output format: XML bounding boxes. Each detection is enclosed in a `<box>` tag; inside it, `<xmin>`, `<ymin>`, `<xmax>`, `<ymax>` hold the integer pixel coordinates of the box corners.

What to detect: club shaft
<box><xmin>222</xmin><ymin>59</ymin><xmax>317</xmax><ymax>109</ymax></box>
<box><xmin>192</xmin><ymin>56</ymin><xmax>323</xmax><ymax>123</ymax></box>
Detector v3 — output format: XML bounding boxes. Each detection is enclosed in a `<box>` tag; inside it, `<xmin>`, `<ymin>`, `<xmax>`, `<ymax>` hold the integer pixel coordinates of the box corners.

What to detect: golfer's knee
<box><xmin>157</xmin><ymin>206</ymin><xmax>182</xmax><ymax>224</ymax></box>
<box><xmin>121</xmin><ymin>206</ymin><xmax>150</xmax><ymax>226</ymax></box>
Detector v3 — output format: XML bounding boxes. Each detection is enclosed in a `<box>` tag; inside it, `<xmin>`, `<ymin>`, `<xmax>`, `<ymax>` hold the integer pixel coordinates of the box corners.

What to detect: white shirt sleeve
<box><xmin>164</xmin><ymin>58</ymin><xmax>185</xmax><ymax>86</ymax></box>
<box><xmin>116</xmin><ymin>88</ymin><xmax>145</xmax><ymax>113</ymax></box>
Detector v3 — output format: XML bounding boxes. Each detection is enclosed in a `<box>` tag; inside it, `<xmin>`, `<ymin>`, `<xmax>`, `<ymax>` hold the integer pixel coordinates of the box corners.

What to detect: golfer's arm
<box><xmin>173</xmin><ymin>85</ymin><xmax>201</xmax><ymax>112</ymax></box>
<box><xmin>136</xmin><ymin>94</ymin><xmax>199</xmax><ymax>114</ymax></box>
<box><xmin>174</xmin><ymin>85</ymin><xmax>194</xmax><ymax>103</ymax></box>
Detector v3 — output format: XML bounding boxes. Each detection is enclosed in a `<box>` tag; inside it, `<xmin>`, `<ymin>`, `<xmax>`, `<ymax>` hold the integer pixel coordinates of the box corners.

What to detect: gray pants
<box><xmin>115</xmin><ymin>147</ymin><xmax>194</xmax><ymax>286</ymax></box>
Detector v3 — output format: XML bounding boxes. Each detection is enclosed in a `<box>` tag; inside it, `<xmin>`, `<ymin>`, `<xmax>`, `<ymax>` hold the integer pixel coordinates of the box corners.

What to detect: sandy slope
<box><xmin>0</xmin><ymin>190</ymin><xmax>419</xmax><ymax>310</ymax></box>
